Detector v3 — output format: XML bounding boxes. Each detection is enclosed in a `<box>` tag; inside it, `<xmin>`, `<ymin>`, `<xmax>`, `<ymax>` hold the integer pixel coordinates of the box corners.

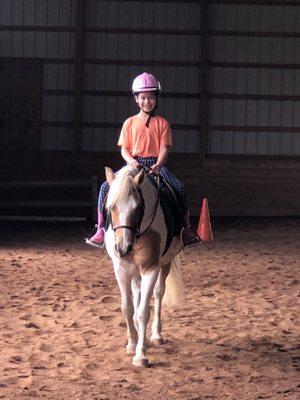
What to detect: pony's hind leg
<box><xmin>150</xmin><ymin>263</ymin><xmax>171</xmax><ymax>345</ymax></box>
<box><xmin>113</xmin><ymin>263</ymin><xmax>138</xmax><ymax>355</ymax></box>
<box><xmin>133</xmin><ymin>268</ymin><xmax>160</xmax><ymax>367</ymax></box>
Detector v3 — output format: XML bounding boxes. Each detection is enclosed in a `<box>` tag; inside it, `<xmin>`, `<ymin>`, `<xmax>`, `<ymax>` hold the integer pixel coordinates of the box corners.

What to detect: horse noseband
<box><xmin>112</xmin><ymin>224</ymin><xmax>141</xmax><ymax>238</ymax></box>
<box><xmin>110</xmin><ymin>187</ymin><xmax>145</xmax><ymax>240</ymax></box>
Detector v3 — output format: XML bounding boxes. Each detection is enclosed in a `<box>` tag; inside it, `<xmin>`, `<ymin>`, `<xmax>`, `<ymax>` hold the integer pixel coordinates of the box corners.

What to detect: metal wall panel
<box><xmin>211</xmin><ymin>36</ymin><xmax>300</xmax><ymax>64</ymax></box>
<box><xmin>82</xmin><ymin>128</ymin><xmax>119</xmax><ymax>152</ymax></box>
<box><xmin>82</xmin><ymin>0</ymin><xmax>202</xmax><ymax>152</ymax></box>
<box><xmin>211</xmin><ymin>4</ymin><xmax>300</xmax><ymax>32</ymax></box>
<box><xmin>1</xmin><ymin>1</ymin><xmax>299</xmax><ymax>156</ymax></box>
<box><xmin>210</xmin><ymin>68</ymin><xmax>300</xmax><ymax>96</ymax></box>
<box><xmin>208</xmin><ymin>3</ymin><xmax>300</xmax><ymax>156</ymax></box>
<box><xmin>41</xmin><ymin>127</ymin><xmax>74</xmax><ymax>151</ymax></box>
<box><xmin>0</xmin><ymin>32</ymin><xmax>75</xmax><ymax>58</ymax></box>
<box><xmin>44</xmin><ymin>65</ymin><xmax>75</xmax><ymax>90</ymax></box>
<box><xmin>208</xmin><ymin>130</ymin><xmax>300</xmax><ymax>156</ymax></box>
<box><xmin>84</xmin><ymin>32</ymin><xmax>201</xmax><ymax>62</ymax></box>
<box><xmin>83</xmin><ymin>64</ymin><xmax>200</xmax><ymax>93</ymax></box>
<box><xmin>43</xmin><ymin>96</ymin><xmax>74</xmax><ymax>122</ymax></box>
<box><xmin>0</xmin><ymin>0</ymin><xmax>75</xmax><ymax>26</ymax></box>
<box><xmin>209</xmin><ymin>99</ymin><xmax>300</xmax><ymax>127</ymax></box>
<box><xmin>0</xmin><ymin>0</ymin><xmax>76</xmax><ymax>151</ymax></box>
<box><xmin>82</xmin><ymin>95</ymin><xmax>201</xmax><ymax>126</ymax></box>
<box><xmin>85</xmin><ymin>1</ymin><xmax>201</xmax><ymax>30</ymax></box>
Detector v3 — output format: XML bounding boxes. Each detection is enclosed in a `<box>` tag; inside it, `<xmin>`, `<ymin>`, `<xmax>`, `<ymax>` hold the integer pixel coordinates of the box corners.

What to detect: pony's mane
<box><xmin>106</xmin><ymin>165</ymin><xmax>140</xmax><ymax>209</ymax></box>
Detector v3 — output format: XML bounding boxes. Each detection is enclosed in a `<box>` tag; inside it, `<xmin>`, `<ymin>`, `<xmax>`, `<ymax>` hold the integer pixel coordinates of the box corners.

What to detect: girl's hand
<box><xmin>129</xmin><ymin>159</ymin><xmax>140</xmax><ymax>168</ymax></box>
<box><xmin>149</xmin><ymin>163</ymin><xmax>161</xmax><ymax>174</ymax></box>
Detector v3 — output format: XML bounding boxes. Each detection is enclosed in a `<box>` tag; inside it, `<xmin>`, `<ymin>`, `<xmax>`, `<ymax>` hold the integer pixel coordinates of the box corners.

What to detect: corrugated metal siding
<box><xmin>211</xmin><ymin>37</ymin><xmax>300</xmax><ymax>64</ymax></box>
<box><xmin>1</xmin><ymin>1</ymin><xmax>300</xmax><ymax>156</ymax></box>
<box><xmin>0</xmin><ymin>0</ymin><xmax>76</xmax><ymax>151</ymax></box>
<box><xmin>0</xmin><ymin>0</ymin><xmax>75</xmax><ymax>25</ymax></box>
<box><xmin>208</xmin><ymin>3</ymin><xmax>300</xmax><ymax>156</ymax></box>
<box><xmin>211</xmin><ymin>4</ymin><xmax>300</xmax><ymax>32</ymax></box>
<box><xmin>209</xmin><ymin>131</ymin><xmax>300</xmax><ymax>156</ymax></box>
<box><xmin>209</xmin><ymin>99</ymin><xmax>300</xmax><ymax>127</ymax></box>
<box><xmin>81</xmin><ymin>0</ymin><xmax>203</xmax><ymax>153</ymax></box>
<box><xmin>210</xmin><ymin>68</ymin><xmax>300</xmax><ymax>96</ymax></box>
<box><xmin>85</xmin><ymin>1</ymin><xmax>201</xmax><ymax>30</ymax></box>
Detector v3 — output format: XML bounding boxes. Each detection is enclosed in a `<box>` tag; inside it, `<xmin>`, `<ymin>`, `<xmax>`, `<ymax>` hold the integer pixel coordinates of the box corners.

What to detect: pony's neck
<box><xmin>106</xmin><ymin>166</ymin><xmax>139</xmax><ymax>210</ymax></box>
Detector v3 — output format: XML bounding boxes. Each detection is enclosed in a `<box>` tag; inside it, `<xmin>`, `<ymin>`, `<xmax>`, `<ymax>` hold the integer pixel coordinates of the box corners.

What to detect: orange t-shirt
<box><xmin>117</xmin><ymin>114</ymin><xmax>172</xmax><ymax>157</ymax></box>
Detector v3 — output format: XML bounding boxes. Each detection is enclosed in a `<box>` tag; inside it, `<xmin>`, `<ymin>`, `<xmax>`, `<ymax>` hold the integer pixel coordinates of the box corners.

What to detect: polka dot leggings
<box><xmin>97</xmin><ymin>157</ymin><xmax>187</xmax><ymax>214</ymax></box>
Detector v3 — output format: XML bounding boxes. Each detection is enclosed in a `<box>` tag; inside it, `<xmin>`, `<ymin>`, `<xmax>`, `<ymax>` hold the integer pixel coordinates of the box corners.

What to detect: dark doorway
<box><xmin>0</xmin><ymin>58</ymin><xmax>42</xmax><ymax>151</ymax></box>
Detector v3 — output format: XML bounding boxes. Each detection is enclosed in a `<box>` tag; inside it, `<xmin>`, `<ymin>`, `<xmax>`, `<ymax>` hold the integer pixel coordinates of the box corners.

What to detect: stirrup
<box><xmin>85</xmin><ymin>237</ymin><xmax>105</xmax><ymax>249</ymax></box>
<box><xmin>180</xmin><ymin>227</ymin><xmax>201</xmax><ymax>249</ymax></box>
<box><xmin>85</xmin><ymin>224</ymin><xmax>105</xmax><ymax>249</ymax></box>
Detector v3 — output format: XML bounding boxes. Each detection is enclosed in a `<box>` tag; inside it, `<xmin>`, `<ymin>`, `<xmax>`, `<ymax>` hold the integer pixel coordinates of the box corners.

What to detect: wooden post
<box><xmin>200</xmin><ymin>0</ymin><xmax>210</xmax><ymax>161</ymax></box>
<box><xmin>91</xmin><ymin>175</ymin><xmax>98</xmax><ymax>222</ymax></box>
<box><xmin>73</xmin><ymin>0</ymin><xmax>85</xmax><ymax>154</ymax></box>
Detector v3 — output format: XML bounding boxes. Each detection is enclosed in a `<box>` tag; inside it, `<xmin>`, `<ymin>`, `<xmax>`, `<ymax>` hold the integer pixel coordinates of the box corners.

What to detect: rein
<box><xmin>110</xmin><ymin>168</ymin><xmax>160</xmax><ymax>240</ymax></box>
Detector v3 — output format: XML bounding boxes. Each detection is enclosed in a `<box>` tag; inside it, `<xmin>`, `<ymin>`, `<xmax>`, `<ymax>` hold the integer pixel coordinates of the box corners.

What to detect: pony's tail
<box><xmin>163</xmin><ymin>255</ymin><xmax>184</xmax><ymax>309</ymax></box>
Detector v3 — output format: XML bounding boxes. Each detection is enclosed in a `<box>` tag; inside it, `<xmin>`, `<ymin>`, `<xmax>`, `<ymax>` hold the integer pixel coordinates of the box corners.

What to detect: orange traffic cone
<box><xmin>197</xmin><ymin>198</ymin><xmax>213</xmax><ymax>242</ymax></box>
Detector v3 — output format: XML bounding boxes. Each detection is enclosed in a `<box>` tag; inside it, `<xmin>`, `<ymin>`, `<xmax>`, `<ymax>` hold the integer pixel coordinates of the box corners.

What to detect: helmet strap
<box><xmin>145</xmin><ymin>103</ymin><xmax>158</xmax><ymax>127</ymax></box>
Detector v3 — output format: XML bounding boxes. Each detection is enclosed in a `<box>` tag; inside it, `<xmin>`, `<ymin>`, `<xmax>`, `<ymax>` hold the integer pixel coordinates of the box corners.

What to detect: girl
<box><xmin>86</xmin><ymin>72</ymin><xmax>200</xmax><ymax>248</ymax></box>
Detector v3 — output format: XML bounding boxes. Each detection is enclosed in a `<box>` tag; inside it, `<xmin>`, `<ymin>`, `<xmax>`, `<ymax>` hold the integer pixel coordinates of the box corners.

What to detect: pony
<box><xmin>104</xmin><ymin>165</ymin><xmax>184</xmax><ymax>367</ymax></box>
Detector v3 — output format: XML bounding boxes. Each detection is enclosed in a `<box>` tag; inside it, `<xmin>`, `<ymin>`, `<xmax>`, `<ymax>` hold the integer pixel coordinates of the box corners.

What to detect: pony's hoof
<box><xmin>132</xmin><ymin>357</ymin><xmax>149</xmax><ymax>368</ymax></box>
<box><xmin>126</xmin><ymin>343</ymin><xmax>136</xmax><ymax>355</ymax></box>
<box><xmin>150</xmin><ymin>338</ymin><xmax>165</xmax><ymax>346</ymax></box>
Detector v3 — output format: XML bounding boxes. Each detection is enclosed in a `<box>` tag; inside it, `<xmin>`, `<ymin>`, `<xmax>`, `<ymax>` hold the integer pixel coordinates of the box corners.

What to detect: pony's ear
<box><xmin>105</xmin><ymin>167</ymin><xmax>115</xmax><ymax>185</ymax></box>
<box><xmin>133</xmin><ymin>170</ymin><xmax>144</xmax><ymax>186</ymax></box>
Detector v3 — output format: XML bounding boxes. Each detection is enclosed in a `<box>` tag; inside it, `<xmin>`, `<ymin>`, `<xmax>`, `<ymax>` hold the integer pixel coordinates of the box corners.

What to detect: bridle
<box><xmin>109</xmin><ymin>169</ymin><xmax>160</xmax><ymax>241</ymax></box>
<box><xmin>110</xmin><ymin>185</ymin><xmax>145</xmax><ymax>239</ymax></box>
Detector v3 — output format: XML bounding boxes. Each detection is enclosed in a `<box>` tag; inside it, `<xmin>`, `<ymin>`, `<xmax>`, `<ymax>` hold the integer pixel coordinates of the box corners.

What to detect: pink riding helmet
<box><xmin>132</xmin><ymin>72</ymin><xmax>161</xmax><ymax>94</ymax></box>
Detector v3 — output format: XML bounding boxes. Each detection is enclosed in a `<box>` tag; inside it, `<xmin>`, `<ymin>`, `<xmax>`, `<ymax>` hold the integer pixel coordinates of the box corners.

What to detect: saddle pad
<box><xmin>147</xmin><ymin>175</ymin><xmax>183</xmax><ymax>255</ymax></box>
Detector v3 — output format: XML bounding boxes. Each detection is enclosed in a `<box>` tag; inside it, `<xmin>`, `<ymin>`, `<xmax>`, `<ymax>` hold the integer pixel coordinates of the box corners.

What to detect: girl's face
<box><xmin>135</xmin><ymin>92</ymin><xmax>157</xmax><ymax>113</ymax></box>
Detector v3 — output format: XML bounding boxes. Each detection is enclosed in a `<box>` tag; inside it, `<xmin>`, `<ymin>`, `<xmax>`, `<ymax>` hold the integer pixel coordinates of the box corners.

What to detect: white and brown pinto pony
<box><xmin>104</xmin><ymin>165</ymin><xmax>183</xmax><ymax>367</ymax></box>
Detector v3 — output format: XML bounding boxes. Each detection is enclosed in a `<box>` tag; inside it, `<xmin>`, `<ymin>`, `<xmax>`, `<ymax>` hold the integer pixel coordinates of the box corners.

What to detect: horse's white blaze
<box><xmin>104</xmin><ymin>165</ymin><xmax>183</xmax><ymax>367</ymax></box>
<box><xmin>118</xmin><ymin>197</ymin><xmax>138</xmax><ymax>253</ymax></box>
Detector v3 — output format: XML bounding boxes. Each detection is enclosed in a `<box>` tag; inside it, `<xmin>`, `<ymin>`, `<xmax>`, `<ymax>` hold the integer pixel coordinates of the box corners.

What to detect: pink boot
<box><xmin>180</xmin><ymin>211</ymin><xmax>201</xmax><ymax>248</ymax></box>
<box><xmin>85</xmin><ymin>211</ymin><xmax>105</xmax><ymax>248</ymax></box>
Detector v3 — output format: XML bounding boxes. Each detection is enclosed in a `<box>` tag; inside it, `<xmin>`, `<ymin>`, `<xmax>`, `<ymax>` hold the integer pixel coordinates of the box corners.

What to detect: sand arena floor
<box><xmin>0</xmin><ymin>218</ymin><xmax>299</xmax><ymax>400</ymax></box>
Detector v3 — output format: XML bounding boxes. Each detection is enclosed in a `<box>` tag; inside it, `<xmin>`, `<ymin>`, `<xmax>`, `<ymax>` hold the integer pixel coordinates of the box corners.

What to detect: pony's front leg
<box><xmin>150</xmin><ymin>263</ymin><xmax>171</xmax><ymax>345</ymax></box>
<box><xmin>133</xmin><ymin>268</ymin><xmax>159</xmax><ymax>367</ymax></box>
<box><xmin>131</xmin><ymin>276</ymin><xmax>141</xmax><ymax>333</ymax></box>
<box><xmin>113</xmin><ymin>263</ymin><xmax>138</xmax><ymax>355</ymax></box>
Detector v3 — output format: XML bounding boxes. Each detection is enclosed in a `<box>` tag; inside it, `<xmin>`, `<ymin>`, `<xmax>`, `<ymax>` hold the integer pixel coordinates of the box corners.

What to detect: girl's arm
<box><xmin>150</xmin><ymin>145</ymin><xmax>170</xmax><ymax>173</ymax></box>
<box><xmin>121</xmin><ymin>146</ymin><xmax>140</xmax><ymax>167</ymax></box>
